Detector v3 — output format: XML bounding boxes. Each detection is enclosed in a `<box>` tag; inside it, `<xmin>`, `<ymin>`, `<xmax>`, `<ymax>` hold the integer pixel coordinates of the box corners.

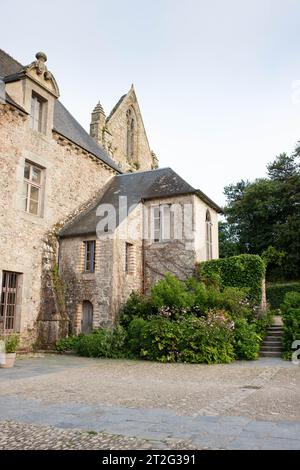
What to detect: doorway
<box><xmin>81</xmin><ymin>300</ymin><xmax>93</xmax><ymax>334</ymax></box>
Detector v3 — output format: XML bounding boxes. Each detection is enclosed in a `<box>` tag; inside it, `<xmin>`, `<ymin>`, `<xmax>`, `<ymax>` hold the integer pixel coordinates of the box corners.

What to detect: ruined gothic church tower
<box><xmin>90</xmin><ymin>85</ymin><xmax>158</xmax><ymax>172</ymax></box>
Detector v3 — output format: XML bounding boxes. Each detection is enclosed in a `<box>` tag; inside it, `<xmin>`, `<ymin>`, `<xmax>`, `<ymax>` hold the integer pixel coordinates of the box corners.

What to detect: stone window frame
<box><xmin>205</xmin><ymin>209</ymin><xmax>213</xmax><ymax>260</ymax></box>
<box><xmin>83</xmin><ymin>240</ymin><xmax>96</xmax><ymax>273</ymax></box>
<box><xmin>30</xmin><ymin>91</ymin><xmax>47</xmax><ymax>134</ymax></box>
<box><xmin>151</xmin><ymin>204</ymin><xmax>173</xmax><ymax>244</ymax></box>
<box><xmin>22</xmin><ymin>160</ymin><xmax>45</xmax><ymax>217</ymax></box>
<box><xmin>126</xmin><ymin>107</ymin><xmax>137</xmax><ymax>162</ymax></box>
<box><xmin>125</xmin><ymin>242</ymin><xmax>135</xmax><ymax>274</ymax></box>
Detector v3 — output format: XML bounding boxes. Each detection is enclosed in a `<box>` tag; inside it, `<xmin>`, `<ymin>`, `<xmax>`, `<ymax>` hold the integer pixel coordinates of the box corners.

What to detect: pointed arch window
<box><xmin>126</xmin><ymin>108</ymin><xmax>136</xmax><ymax>161</ymax></box>
<box><xmin>205</xmin><ymin>210</ymin><xmax>213</xmax><ymax>260</ymax></box>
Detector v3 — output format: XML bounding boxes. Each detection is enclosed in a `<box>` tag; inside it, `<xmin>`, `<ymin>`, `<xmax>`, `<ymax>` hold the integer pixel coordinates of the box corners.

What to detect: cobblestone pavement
<box><xmin>0</xmin><ymin>421</ymin><xmax>196</xmax><ymax>450</ymax></box>
<box><xmin>0</xmin><ymin>355</ymin><xmax>299</xmax><ymax>449</ymax></box>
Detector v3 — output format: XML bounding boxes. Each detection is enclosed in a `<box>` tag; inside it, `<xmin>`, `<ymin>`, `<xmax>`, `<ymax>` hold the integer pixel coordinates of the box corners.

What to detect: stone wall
<box><xmin>143</xmin><ymin>195</ymin><xmax>220</xmax><ymax>292</ymax></box>
<box><xmin>105</xmin><ymin>87</ymin><xmax>155</xmax><ymax>172</ymax></box>
<box><xmin>59</xmin><ymin>205</ymin><xmax>144</xmax><ymax>330</ymax></box>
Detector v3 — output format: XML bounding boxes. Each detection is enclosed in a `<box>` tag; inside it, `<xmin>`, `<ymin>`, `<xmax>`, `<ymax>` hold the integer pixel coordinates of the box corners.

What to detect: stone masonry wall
<box><xmin>0</xmin><ymin>103</ymin><xmax>116</xmax><ymax>347</ymax></box>
<box><xmin>106</xmin><ymin>88</ymin><xmax>154</xmax><ymax>172</ymax></box>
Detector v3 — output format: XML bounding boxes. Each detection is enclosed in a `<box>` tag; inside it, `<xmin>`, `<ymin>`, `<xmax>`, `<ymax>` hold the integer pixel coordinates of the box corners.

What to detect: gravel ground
<box><xmin>0</xmin><ymin>355</ymin><xmax>299</xmax><ymax>449</ymax></box>
<box><xmin>0</xmin><ymin>355</ymin><xmax>299</xmax><ymax>421</ymax></box>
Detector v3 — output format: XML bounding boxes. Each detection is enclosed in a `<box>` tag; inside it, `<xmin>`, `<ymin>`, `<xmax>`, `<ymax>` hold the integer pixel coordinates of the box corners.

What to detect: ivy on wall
<box><xmin>197</xmin><ymin>254</ymin><xmax>265</xmax><ymax>305</ymax></box>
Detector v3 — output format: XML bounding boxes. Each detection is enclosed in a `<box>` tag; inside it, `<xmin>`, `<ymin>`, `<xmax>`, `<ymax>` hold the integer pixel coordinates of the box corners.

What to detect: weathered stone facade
<box><xmin>0</xmin><ymin>49</ymin><xmax>221</xmax><ymax>348</ymax></box>
<box><xmin>90</xmin><ymin>86</ymin><xmax>158</xmax><ymax>172</ymax></box>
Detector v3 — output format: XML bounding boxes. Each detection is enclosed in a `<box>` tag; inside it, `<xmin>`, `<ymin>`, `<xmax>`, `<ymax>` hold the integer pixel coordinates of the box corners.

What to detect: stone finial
<box><xmin>34</xmin><ymin>52</ymin><xmax>48</xmax><ymax>75</ymax></box>
<box><xmin>92</xmin><ymin>101</ymin><xmax>105</xmax><ymax>116</ymax></box>
<box><xmin>36</xmin><ymin>52</ymin><xmax>48</xmax><ymax>62</ymax></box>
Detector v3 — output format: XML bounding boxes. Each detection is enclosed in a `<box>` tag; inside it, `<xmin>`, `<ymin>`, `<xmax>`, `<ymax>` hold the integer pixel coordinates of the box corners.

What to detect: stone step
<box><xmin>263</xmin><ymin>340</ymin><xmax>282</xmax><ymax>346</ymax></box>
<box><xmin>260</xmin><ymin>351</ymin><xmax>282</xmax><ymax>357</ymax></box>
<box><xmin>260</xmin><ymin>346</ymin><xmax>283</xmax><ymax>352</ymax></box>
<box><xmin>268</xmin><ymin>327</ymin><xmax>283</xmax><ymax>331</ymax></box>
<box><xmin>266</xmin><ymin>332</ymin><xmax>283</xmax><ymax>337</ymax></box>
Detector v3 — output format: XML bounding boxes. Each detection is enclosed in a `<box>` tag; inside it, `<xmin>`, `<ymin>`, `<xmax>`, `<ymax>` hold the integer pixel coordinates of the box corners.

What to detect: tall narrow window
<box><xmin>84</xmin><ymin>241</ymin><xmax>96</xmax><ymax>273</ymax></box>
<box><xmin>152</xmin><ymin>205</ymin><xmax>172</xmax><ymax>243</ymax></box>
<box><xmin>30</xmin><ymin>93</ymin><xmax>45</xmax><ymax>132</ymax></box>
<box><xmin>22</xmin><ymin>161</ymin><xmax>43</xmax><ymax>216</ymax></box>
<box><xmin>0</xmin><ymin>271</ymin><xmax>19</xmax><ymax>332</ymax></box>
<box><xmin>126</xmin><ymin>108</ymin><xmax>136</xmax><ymax>161</ymax></box>
<box><xmin>125</xmin><ymin>242</ymin><xmax>135</xmax><ymax>273</ymax></box>
<box><xmin>206</xmin><ymin>210</ymin><xmax>213</xmax><ymax>260</ymax></box>
<box><xmin>153</xmin><ymin>206</ymin><xmax>161</xmax><ymax>242</ymax></box>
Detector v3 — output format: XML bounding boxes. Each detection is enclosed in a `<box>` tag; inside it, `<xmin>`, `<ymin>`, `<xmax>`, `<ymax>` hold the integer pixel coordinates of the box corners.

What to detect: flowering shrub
<box><xmin>233</xmin><ymin>318</ymin><xmax>261</xmax><ymax>360</ymax></box>
<box><xmin>133</xmin><ymin>312</ymin><xmax>235</xmax><ymax>364</ymax></box>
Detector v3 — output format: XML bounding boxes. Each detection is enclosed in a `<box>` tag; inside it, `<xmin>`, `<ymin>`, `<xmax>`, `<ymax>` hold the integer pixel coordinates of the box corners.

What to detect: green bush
<box><xmin>126</xmin><ymin>318</ymin><xmax>147</xmax><ymax>357</ymax></box>
<box><xmin>197</xmin><ymin>254</ymin><xmax>265</xmax><ymax>305</ymax></box>
<box><xmin>138</xmin><ymin>314</ymin><xmax>235</xmax><ymax>364</ymax></box>
<box><xmin>140</xmin><ymin>318</ymin><xmax>181</xmax><ymax>362</ymax></box>
<box><xmin>178</xmin><ymin>314</ymin><xmax>235</xmax><ymax>364</ymax></box>
<box><xmin>118</xmin><ymin>291</ymin><xmax>155</xmax><ymax>328</ymax></box>
<box><xmin>56</xmin><ymin>335</ymin><xmax>81</xmax><ymax>353</ymax></box>
<box><xmin>151</xmin><ymin>273</ymin><xmax>193</xmax><ymax>310</ymax></box>
<box><xmin>75</xmin><ymin>326</ymin><xmax>126</xmax><ymax>358</ymax></box>
<box><xmin>233</xmin><ymin>318</ymin><xmax>261</xmax><ymax>360</ymax></box>
<box><xmin>266</xmin><ymin>282</ymin><xmax>300</xmax><ymax>309</ymax></box>
<box><xmin>255</xmin><ymin>310</ymin><xmax>274</xmax><ymax>339</ymax></box>
<box><xmin>281</xmin><ymin>292</ymin><xmax>300</xmax><ymax>358</ymax></box>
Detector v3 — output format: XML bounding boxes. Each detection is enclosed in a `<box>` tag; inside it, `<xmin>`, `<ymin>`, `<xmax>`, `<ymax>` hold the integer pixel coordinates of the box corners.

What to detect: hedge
<box><xmin>197</xmin><ymin>254</ymin><xmax>265</xmax><ymax>305</ymax></box>
<box><xmin>266</xmin><ymin>282</ymin><xmax>300</xmax><ymax>309</ymax></box>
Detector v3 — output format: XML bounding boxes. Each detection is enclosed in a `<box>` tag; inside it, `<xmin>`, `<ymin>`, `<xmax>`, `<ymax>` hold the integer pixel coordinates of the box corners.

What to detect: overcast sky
<box><xmin>2</xmin><ymin>0</ymin><xmax>300</xmax><ymax>205</ymax></box>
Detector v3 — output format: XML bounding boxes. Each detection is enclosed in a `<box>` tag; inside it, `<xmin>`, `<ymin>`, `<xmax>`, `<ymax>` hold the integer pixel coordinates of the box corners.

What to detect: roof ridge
<box><xmin>106</xmin><ymin>93</ymin><xmax>126</xmax><ymax>122</ymax></box>
<box><xmin>117</xmin><ymin>167</ymin><xmax>169</xmax><ymax>177</ymax></box>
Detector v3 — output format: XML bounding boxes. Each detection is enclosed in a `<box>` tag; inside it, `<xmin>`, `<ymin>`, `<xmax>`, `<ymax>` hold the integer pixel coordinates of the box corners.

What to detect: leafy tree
<box><xmin>220</xmin><ymin>152</ymin><xmax>300</xmax><ymax>280</ymax></box>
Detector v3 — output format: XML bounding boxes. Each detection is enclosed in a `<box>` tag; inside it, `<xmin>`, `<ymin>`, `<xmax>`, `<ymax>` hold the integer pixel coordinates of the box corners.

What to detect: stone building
<box><xmin>0</xmin><ymin>49</ymin><xmax>221</xmax><ymax>347</ymax></box>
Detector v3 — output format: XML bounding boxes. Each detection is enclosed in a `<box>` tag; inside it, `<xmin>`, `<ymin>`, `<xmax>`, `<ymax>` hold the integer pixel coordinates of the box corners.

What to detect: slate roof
<box><xmin>0</xmin><ymin>49</ymin><xmax>121</xmax><ymax>173</ymax></box>
<box><xmin>53</xmin><ymin>101</ymin><xmax>121</xmax><ymax>171</ymax></box>
<box><xmin>60</xmin><ymin>168</ymin><xmax>222</xmax><ymax>237</ymax></box>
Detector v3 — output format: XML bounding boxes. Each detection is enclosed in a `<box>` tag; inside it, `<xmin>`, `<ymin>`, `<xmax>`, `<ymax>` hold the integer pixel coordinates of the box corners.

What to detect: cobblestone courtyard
<box><xmin>0</xmin><ymin>355</ymin><xmax>299</xmax><ymax>449</ymax></box>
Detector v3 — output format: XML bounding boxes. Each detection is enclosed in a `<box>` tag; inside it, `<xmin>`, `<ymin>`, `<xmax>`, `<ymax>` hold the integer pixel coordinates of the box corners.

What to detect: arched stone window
<box><xmin>205</xmin><ymin>210</ymin><xmax>213</xmax><ymax>260</ymax></box>
<box><xmin>126</xmin><ymin>108</ymin><xmax>136</xmax><ymax>161</ymax></box>
<box><xmin>81</xmin><ymin>300</ymin><xmax>93</xmax><ymax>334</ymax></box>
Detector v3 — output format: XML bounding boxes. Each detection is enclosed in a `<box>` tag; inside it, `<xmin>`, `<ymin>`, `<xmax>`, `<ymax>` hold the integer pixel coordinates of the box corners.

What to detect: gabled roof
<box><xmin>60</xmin><ymin>167</ymin><xmax>222</xmax><ymax>237</ymax></box>
<box><xmin>106</xmin><ymin>93</ymin><xmax>126</xmax><ymax>122</ymax></box>
<box><xmin>53</xmin><ymin>101</ymin><xmax>121</xmax><ymax>171</ymax></box>
<box><xmin>0</xmin><ymin>49</ymin><xmax>121</xmax><ymax>173</ymax></box>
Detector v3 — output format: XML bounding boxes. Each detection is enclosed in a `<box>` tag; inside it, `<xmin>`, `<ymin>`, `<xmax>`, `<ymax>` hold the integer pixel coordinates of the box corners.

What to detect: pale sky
<box><xmin>2</xmin><ymin>0</ymin><xmax>300</xmax><ymax>205</ymax></box>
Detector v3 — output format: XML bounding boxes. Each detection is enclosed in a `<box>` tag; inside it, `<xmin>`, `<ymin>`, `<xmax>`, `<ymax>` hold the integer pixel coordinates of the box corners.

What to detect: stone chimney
<box><xmin>90</xmin><ymin>101</ymin><xmax>106</xmax><ymax>146</ymax></box>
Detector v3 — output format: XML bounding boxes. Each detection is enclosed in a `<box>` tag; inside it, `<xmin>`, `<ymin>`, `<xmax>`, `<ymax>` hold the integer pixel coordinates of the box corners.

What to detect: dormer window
<box><xmin>30</xmin><ymin>92</ymin><xmax>46</xmax><ymax>133</ymax></box>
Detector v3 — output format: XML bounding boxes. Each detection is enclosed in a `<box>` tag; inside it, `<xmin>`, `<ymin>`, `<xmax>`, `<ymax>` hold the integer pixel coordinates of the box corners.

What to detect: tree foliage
<box><xmin>221</xmin><ymin>152</ymin><xmax>300</xmax><ymax>280</ymax></box>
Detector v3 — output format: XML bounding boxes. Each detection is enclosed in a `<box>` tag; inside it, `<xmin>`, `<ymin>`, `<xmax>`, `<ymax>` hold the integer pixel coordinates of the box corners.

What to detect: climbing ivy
<box><xmin>197</xmin><ymin>254</ymin><xmax>265</xmax><ymax>305</ymax></box>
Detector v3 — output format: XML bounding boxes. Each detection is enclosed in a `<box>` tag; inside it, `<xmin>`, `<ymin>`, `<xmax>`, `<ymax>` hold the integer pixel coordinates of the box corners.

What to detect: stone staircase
<box><xmin>260</xmin><ymin>317</ymin><xmax>283</xmax><ymax>357</ymax></box>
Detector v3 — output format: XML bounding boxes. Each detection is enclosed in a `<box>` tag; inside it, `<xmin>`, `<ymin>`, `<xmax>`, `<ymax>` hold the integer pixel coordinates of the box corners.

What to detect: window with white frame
<box><xmin>205</xmin><ymin>210</ymin><xmax>213</xmax><ymax>260</ymax></box>
<box><xmin>22</xmin><ymin>161</ymin><xmax>44</xmax><ymax>216</ymax></box>
<box><xmin>152</xmin><ymin>205</ymin><xmax>172</xmax><ymax>243</ymax></box>
<box><xmin>30</xmin><ymin>93</ymin><xmax>45</xmax><ymax>133</ymax></box>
